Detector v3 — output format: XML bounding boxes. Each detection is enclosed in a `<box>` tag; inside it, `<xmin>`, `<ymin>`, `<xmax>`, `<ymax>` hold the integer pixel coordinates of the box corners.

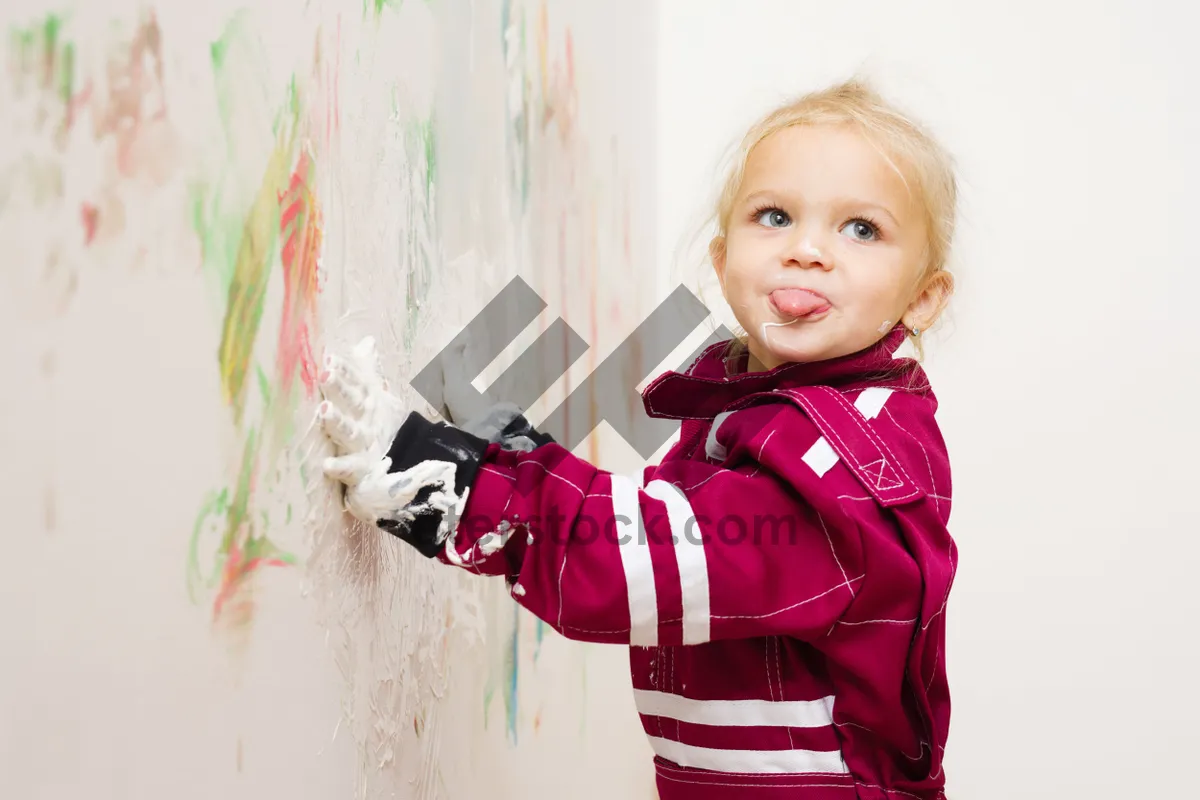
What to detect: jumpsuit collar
<box><xmin>642</xmin><ymin>325</ymin><xmax>929</xmax><ymax>420</ymax></box>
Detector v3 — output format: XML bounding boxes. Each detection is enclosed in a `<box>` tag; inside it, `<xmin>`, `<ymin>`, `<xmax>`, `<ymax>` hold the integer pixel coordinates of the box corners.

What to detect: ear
<box><xmin>902</xmin><ymin>269</ymin><xmax>954</xmax><ymax>332</ymax></box>
<box><xmin>709</xmin><ymin>236</ymin><xmax>728</xmax><ymax>291</ymax></box>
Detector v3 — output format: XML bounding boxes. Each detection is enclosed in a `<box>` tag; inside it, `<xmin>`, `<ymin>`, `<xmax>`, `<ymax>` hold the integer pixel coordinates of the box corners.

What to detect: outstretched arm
<box><xmin>318</xmin><ymin>337</ymin><xmax>866</xmax><ymax>646</ymax></box>
<box><xmin>419</xmin><ymin>401</ymin><xmax>866</xmax><ymax>647</ymax></box>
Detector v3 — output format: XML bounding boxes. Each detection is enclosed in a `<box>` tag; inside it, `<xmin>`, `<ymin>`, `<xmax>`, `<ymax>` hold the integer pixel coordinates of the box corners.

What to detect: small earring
<box><xmin>910</xmin><ymin>327</ymin><xmax>922</xmax><ymax>337</ymax></box>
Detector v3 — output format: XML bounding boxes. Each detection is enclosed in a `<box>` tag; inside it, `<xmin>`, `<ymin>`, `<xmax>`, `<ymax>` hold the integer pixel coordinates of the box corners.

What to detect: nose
<box><xmin>785</xmin><ymin>230</ymin><xmax>833</xmax><ymax>271</ymax></box>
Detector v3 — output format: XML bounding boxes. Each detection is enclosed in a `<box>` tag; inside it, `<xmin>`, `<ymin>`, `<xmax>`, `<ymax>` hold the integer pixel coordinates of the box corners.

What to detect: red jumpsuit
<box><xmin>429</xmin><ymin>327</ymin><xmax>957</xmax><ymax>799</ymax></box>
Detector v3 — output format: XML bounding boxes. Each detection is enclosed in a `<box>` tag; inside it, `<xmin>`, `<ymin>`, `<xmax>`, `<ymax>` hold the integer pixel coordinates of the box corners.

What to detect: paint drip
<box><xmin>760</xmin><ymin>318</ymin><xmax>800</xmax><ymax>349</ymax></box>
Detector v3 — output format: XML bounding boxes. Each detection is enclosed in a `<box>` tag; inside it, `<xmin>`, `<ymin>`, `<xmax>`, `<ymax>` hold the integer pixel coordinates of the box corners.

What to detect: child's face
<box><xmin>713</xmin><ymin>124</ymin><xmax>944</xmax><ymax>369</ymax></box>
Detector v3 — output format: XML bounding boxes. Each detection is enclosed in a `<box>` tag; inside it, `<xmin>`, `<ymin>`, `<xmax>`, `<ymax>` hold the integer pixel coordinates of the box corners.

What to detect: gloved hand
<box><xmin>317</xmin><ymin>336</ymin><xmax>404</xmax><ymax>496</ymax></box>
<box><xmin>318</xmin><ymin>336</ymin><xmax>481</xmax><ymax>555</ymax></box>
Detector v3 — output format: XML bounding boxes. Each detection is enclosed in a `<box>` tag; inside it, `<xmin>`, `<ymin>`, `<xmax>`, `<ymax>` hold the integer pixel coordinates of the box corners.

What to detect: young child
<box><xmin>318</xmin><ymin>77</ymin><xmax>958</xmax><ymax>800</ymax></box>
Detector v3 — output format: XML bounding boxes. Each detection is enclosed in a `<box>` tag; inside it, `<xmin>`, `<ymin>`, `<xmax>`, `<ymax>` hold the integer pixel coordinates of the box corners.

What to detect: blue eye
<box><xmin>841</xmin><ymin>219</ymin><xmax>879</xmax><ymax>242</ymax></box>
<box><xmin>755</xmin><ymin>207</ymin><xmax>791</xmax><ymax>228</ymax></box>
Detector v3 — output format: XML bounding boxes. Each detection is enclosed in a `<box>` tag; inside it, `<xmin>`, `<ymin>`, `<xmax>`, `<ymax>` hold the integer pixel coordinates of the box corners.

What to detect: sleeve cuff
<box><xmin>378</xmin><ymin>411</ymin><xmax>492</xmax><ymax>557</ymax></box>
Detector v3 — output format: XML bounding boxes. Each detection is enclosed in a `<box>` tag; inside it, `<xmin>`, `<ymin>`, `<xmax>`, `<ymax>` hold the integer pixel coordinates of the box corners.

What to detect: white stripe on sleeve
<box><xmin>645</xmin><ymin>480</ymin><xmax>710</xmax><ymax>644</ymax></box>
<box><xmin>611</xmin><ymin>474</ymin><xmax>659</xmax><ymax>646</ymax></box>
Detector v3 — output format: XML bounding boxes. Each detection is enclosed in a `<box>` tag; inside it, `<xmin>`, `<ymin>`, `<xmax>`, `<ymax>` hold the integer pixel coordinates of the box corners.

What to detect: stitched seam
<box><xmin>559</xmin><ymin>617</ymin><xmax>683</xmax><ymax>636</ymax></box>
<box><xmin>796</xmin><ymin>394</ymin><xmax>890</xmax><ymax>493</ymax></box>
<box><xmin>835</xmin><ymin>721</ymin><xmax>925</xmax><ymax>763</ymax></box>
<box><xmin>883</xmin><ymin>406</ymin><xmax>940</xmax><ymax>515</ymax></box>
<box><xmin>671</xmin><ymin>647</ymin><xmax>680</xmax><ymax>740</ymax></box>
<box><xmin>677</xmin><ymin>471</ymin><xmax>723</xmax><ymax>493</ymax></box>
<box><xmin>656</xmin><ymin>645</ymin><xmax>666</xmax><ymax>739</ymax></box>
<box><xmin>556</xmin><ymin>547</ymin><xmax>568</xmax><ymax>631</ymax></box>
<box><xmin>765</xmin><ymin>637</ymin><xmax>776</xmax><ymax>702</ymax></box>
<box><xmin>816</xmin><ymin>511</ymin><xmax>854</xmax><ymax>601</ymax></box>
<box><xmin>517</xmin><ymin>459</ymin><xmax>586</xmax><ymax>498</ymax></box>
<box><xmin>805</xmin><ymin>388</ymin><xmax>902</xmax><ymax>486</ymax></box>
<box><xmin>791</xmin><ymin>389</ymin><xmax>919</xmax><ymax>503</ymax></box>
<box><xmin>711</xmin><ymin>576</ymin><xmax>863</xmax><ymax>621</ymax></box>
<box><xmin>775</xmin><ymin>636</ymin><xmax>795</xmax><ymax>749</ymax></box>
<box><xmin>921</xmin><ymin>540</ymin><xmax>957</xmax><ymax>632</ymax></box>
<box><xmin>927</xmin><ymin>640</ymin><xmax>941</xmax><ymax>693</ymax></box>
<box><xmin>816</xmin><ymin>386</ymin><xmax>919</xmax><ymax>491</ymax></box>
<box><xmin>756</xmin><ymin>429</ymin><xmax>777</xmax><ymax>459</ymax></box>
<box><xmin>480</xmin><ymin>465</ymin><xmax>516</xmax><ymax>482</ymax></box>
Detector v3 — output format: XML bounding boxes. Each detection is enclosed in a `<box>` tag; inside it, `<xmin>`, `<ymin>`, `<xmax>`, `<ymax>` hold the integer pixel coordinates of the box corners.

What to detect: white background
<box><xmin>0</xmin><ymin>0</ymin><xmax>658</xmax><ymax>798</ymax></box>
<box><xmin>656</xmin><ymin>1</ymin><xmax>1200</xmax><ymax>797</ymax></box>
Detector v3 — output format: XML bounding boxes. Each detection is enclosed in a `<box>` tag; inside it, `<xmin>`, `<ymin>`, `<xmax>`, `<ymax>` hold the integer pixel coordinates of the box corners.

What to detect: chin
<box><xmin>751</xmin><ymin>339</ymin><xmax>827</xmax><ymax>368</ymax></box>
<box><xmin>773</xmin><ymin>345</ymin><xmax>832</xmax><ymax>365</ymax></box>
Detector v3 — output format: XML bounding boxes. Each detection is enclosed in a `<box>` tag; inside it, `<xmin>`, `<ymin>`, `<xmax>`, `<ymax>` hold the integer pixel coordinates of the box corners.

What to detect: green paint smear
<box><xmin>255</xmin><ymin>364</ymin><xmax>273</xmax><ymax>413</ymax></box>
<box><xmin>499</xmin><ymin>0</ymin><xmax>530</xmax><ymax>208</ymax></box>
<box><xmin>399</xmin><ymin>114</ymin><xmax>439</xmax><ymax>353</ymax></box>
<box><xmin>8</xmin><ymin>13</ymin><xmax>76</xmax><ymax>109</ymax></box>
<box><xmin>59</xmin><ymin>41</ymin><xmax>74</xmax><ymax>105</ymax></box>
<box><xmin>187</xmin><ymin>429</ymin><xmax>297</xmax><ymax>611</ymax></box>
<box><xmin>196</xmin><ymin>15</ymin><xmax>303</xmax><ymax>423</ymax></box>
<box><xmin>420</xmin><ymin>115</ymin><xmax>437</xmax><ymax>198</ymax></box>
<box><xmin>215</xmin><ymin>148</ymin><xmax>288</xmax><ymax>422</ymax></box>
<box><xmin>365</xmin><ymin>0</ymin><xmax>402</xmax><ymax>17</ymax></box>
<box><xmin>187</xmin><ymin>487</ymin><xmax>229</xmax><ymax>600</ymax></box>
<box><xmin>187</xmin><ymin>430</ymin><xmax>296</xmax><ymax>600</ymax></box>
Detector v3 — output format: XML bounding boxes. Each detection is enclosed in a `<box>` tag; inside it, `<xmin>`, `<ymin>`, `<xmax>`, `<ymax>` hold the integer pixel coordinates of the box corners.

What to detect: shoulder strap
<box><xmin>780</xmin><ymin>386</ymin><xmax>925</xmax><ymax>507</ymax></box>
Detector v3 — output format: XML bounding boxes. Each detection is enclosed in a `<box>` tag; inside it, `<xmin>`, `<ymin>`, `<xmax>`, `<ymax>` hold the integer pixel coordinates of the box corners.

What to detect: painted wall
<box><xmin>0</xmin><ymin>0</ymin><xmax>658</xmax><ymax>797</ymax></box>
<box><xmin>656</xmin><ymin>1</ymin><xmax>1200</xmax><ymax>797</ymax></box>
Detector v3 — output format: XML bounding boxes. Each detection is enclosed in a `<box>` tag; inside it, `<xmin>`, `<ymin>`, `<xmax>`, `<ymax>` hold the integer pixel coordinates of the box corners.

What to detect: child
<box><xmin>319</xmin><ymin>77</ymin><xmax>958</xmax><ymax>800</ymax></box>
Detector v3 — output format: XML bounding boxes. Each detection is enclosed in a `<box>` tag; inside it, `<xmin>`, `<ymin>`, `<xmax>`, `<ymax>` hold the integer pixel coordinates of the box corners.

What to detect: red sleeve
<box><xmin>438</xmin><ymin>403</ymin><xmax>868</xmax><ymax>646</ymax></box>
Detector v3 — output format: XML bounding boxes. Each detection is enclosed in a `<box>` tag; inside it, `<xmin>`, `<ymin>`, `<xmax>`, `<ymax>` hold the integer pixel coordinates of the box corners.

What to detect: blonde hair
<box><xmin>702</xmin><ymin>76</ymin><xmax>958</xmax><ymax>362</ymax></box>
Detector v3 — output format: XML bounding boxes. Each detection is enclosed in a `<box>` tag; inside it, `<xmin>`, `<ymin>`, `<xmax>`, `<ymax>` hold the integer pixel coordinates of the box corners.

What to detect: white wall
<box><xmin>0</xmin><ymin>1</ymin><xmax>657</xmax><ymax>798</ymax></box>
<box><xmin>657</xmin><ymin>2</ymin><xmax>1200</xmax><ymax>797</ymax></box>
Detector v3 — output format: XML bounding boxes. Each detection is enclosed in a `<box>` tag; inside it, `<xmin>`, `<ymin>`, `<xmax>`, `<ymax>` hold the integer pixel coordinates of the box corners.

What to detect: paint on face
<box><xmin>760</xmin><ymin>318</ymin><xmax>800</xmax><ymax>360</ymax></box>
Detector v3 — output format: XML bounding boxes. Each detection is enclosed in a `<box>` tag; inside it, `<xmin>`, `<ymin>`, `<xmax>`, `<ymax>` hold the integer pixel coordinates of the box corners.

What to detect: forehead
<box><xmin>740</xmin><ymin>124</ymin><xmax>914</xmax><ymax>212</ymax></box>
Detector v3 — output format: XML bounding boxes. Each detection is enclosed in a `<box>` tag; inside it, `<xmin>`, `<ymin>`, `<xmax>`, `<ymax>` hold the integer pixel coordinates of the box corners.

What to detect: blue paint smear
<box><xmin>506</xmin><ymin>602</ymin><xmax>520</xmax><ymax>743</ymax></box>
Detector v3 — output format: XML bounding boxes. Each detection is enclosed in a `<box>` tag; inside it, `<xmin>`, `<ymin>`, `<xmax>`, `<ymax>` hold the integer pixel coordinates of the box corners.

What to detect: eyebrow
<box><xmin>740</xmin><ymin>190</ymin><xmax>901</xmax><ymax>227</ymax></box>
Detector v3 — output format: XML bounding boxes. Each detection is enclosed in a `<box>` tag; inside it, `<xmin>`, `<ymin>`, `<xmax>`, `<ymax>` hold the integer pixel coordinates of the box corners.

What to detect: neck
<box><xmin>747</xmin><ymin>352</ymin><xmax>772</xmax><ymax>373</ymax></box>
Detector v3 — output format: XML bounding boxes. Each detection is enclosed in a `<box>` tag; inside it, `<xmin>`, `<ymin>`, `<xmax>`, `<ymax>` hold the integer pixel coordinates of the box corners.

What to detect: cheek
<box><xmin>720</xmin><ymin>250</ymin><xmax>760</xmax><ymax>295</ymax></box>
<box><xmin>846</xmin><ymin>262</ymin><xmax>911</xmax><ymax>318</ymax></box>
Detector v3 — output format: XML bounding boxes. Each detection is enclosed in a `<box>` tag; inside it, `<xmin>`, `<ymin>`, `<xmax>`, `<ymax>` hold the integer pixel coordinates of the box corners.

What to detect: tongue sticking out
<box><xmin>770</xmin><ymin>288</ymin><xmax>829</xmax><ymax>318</ymax></box>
